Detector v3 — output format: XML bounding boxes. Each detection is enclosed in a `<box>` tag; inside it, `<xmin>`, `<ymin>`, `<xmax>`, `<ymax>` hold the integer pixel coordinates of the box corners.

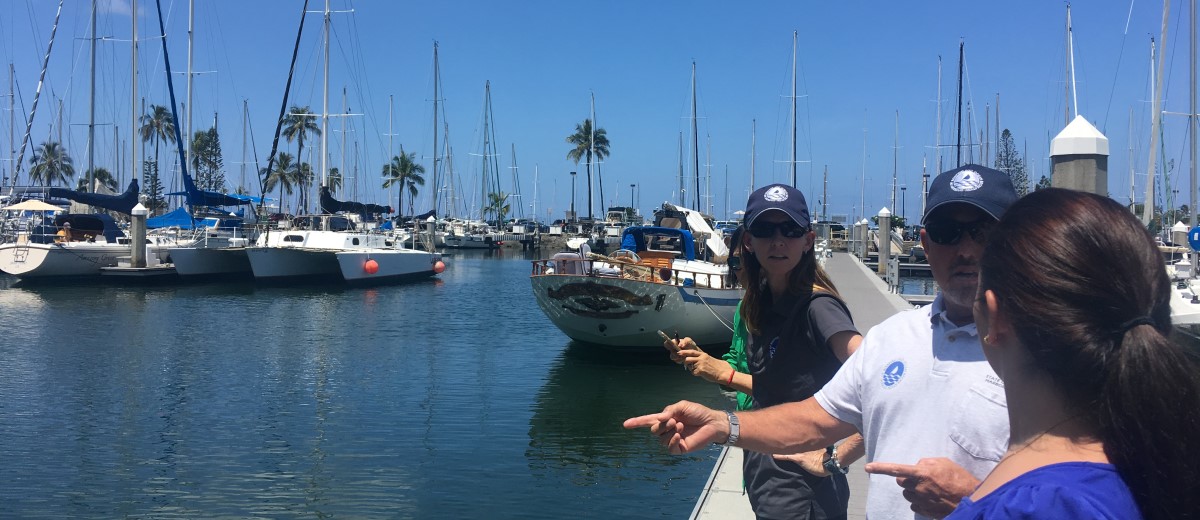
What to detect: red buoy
<box><xmin>364</xmin><ymin>259</ymin><xmax>379</xmax><ymax>274</ymax></box>
<box><xmin>433</xmin><ymin>260</ymin><xmax>446</xmax><ymax>274</ymax></box>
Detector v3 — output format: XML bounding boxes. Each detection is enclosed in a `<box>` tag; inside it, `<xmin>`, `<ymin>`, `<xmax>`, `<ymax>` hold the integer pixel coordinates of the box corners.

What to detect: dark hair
<box><xmin>979</xmin><ymin>188</ymin><xmax>1200</xmax><ymax>519</ymax></box>
<box><xmin>738</xmin><ymin>221</ymin><xmax>840</xmax><ymax>334</ymax></box>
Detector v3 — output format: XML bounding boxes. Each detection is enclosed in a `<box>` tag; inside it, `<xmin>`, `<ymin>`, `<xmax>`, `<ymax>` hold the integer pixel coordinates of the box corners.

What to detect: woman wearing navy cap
<box><xmin>667</xmin><ymin>184</ymin><xmax>864</xmax><ymax>520</ymax></box>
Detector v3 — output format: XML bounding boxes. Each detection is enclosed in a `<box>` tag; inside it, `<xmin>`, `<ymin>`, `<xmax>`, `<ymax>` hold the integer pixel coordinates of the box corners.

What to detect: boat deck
<box><xmin>691</xmin><ymin>252</ymin><xmax>915</xmax><ymax>519</ymax></box>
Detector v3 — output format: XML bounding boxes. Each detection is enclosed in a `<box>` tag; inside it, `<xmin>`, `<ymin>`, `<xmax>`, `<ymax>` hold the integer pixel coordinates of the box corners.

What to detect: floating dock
<box><xmin>691</xmin><ymin>252</ymin><xmax>915</xmax><ymax>519</ymax></box>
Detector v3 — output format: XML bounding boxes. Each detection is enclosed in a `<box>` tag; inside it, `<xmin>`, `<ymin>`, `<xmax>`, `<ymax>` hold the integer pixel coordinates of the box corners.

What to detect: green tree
<box><xmin>282</xmin><ymin>106</ymin><xmax>320</xmax><ymax>212</ymax></box>
<box><xmin>381</xmin><ymin>147</ymin><xmax>426</xmax><ymax>217</ymax></box>
<box><xmin>28</xmin><ymin>141</ymin><xmax>75</xmax><ymax>187</ymax></box>
<box><xmin>76</xmin><ymin>167</ymin><xmax>117</xmax><ymax>192</ymax></box>
<box><xmin>190</xmin><ymin>126</ymin><xmax>226</xmax><ymax>192</ymax></box>
<box><xmin>994</xmin><ymin>129</ymin><xmax>1030</xmax><ymax>196</ymax></box>
<box><xmin>484</xmin><ymin>191</ymin><xmax>510</xmax><ymax>225</ymax></box>
<box><xmin>566</xmin><ymin>118</ymin><xmax>610</xmax><ymax>220</ymax></box>
<box><xmin>142</xmin><ymin>160</ymin><xmax>167</xmax><ymax>214</ymax></box>
<box><xmin>1035</xmin><ymin>175</ymin><xmax>1052</xmax><ymax>191</ymax></box>
<box><xmin>263</xmin><ymin>152</ymin><xmax>298</xmax><ymax>212</ymax></box>
<box><xmin>139</xmin><ymin>105</ymin><xmax>176</xmax><ymax>209</ymax></box>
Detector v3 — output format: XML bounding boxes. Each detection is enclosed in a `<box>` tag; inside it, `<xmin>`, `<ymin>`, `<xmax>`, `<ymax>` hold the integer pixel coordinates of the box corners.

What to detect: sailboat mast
<box><xmin>934</xmin><ymin>55</ymin><xmax>942</xmax><ymax>177</ymax></box>
<box><xmin>678</xmin><ymin>132</ymin><xmax>684</xmax><ymax>205</ymax></box>
<box><xmin>88</xmin><ymin>0</ymin><xmax>97</xmax><ymax>192</ymax></box>
<box><xmin>750</xmin><ymin>119</ymin><xmax>756</xmax><ymax>192</ymax></box>
<box><xmin>791</xmin><ymin>30</ymin><xmax>798</xmax><ymax>187</ymax></box>
<box><xmin>1065</xmin><ymin>3</ymin><xmax>1071</xmax><ymax>125</ymax></box>
<box><xmin>320</xmin><ymin>0</ymin><xmax>331</xmax><ymax>200</ymax></box>
<box><xmin>1191</xmin><ymin>0</ymin><xmax>1196</xmax><ymax>275</ymax></box>
<box><xmin>892</xmin><ymin>111</ymin><xmax>898</xmax><ymax>213</ymax></box>
<box><xmin>186</xmin><ymin>0</ymin><xmax>194</xmax><ymax>170</ymax></box>
<box><xmin>956</xmin><ymin>40</ymin><xmax>964</xmax><ymax>168</ymax></box>
<box><xmin>131</xmin><ymin>0</ymin><xmax>138</xmax><ymax>191</ymax></box>
<box><xmin>691</xmin><ymin>61</ymin><xmax>700</xmax><ymax>211</ymax></box>
<box><xmin>432</xmin><ymin>42</ymin><xmax>440</xmax><ymax>219</ymax></box>
<box><xmin>1145</xmin><ymin>24</ymin><xmax>1168</xmax><ymax>226</ymax></box>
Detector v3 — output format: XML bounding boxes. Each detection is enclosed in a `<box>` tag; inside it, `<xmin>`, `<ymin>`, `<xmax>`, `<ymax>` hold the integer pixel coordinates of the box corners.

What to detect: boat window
<box><xmin>352</xmin><ymin>238</ymin><xmax>360</xmax><ymax>246</ymax></box>
<box><xmin>284</xmin><ymin>235</ymin><xmax>304</xmax><ymax>242</ymax></box>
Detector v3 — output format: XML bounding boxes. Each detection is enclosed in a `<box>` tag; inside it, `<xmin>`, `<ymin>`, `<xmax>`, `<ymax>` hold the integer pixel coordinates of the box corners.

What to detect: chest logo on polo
<box><xmin>882</xmin><ymin>360</ymin><xmax>905</xmax><ymax>388</ymax></box>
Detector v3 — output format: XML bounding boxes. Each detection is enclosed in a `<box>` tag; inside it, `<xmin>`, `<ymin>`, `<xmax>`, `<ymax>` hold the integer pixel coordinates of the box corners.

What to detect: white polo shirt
<box><xmin>814</xmin><ymin>294</ymin><xmax>1009</xmax><ymax>520</ymax></box>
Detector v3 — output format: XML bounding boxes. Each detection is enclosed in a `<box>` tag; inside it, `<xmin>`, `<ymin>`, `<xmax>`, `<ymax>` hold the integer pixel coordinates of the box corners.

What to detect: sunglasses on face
<box><xmin>748</xmin><ymin>219</ymin><xmax>808</xmax><ymax>238</ymax></box>
<box><xmin>924</xmin><ymin>218</ymin><xmax>994</xmax><ymax>246</ymax></box>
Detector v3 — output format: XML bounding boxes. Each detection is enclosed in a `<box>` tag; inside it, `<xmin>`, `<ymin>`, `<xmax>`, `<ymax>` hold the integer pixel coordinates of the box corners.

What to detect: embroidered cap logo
<box><xmin>764</xmin><ymin>186</ymin><xmax>789</xmax><ymax>202</ymax></box>
<box><xmin>949</xmin><ymin>170</ymin><xmax>984</xmax><ymax>192</ymax></box>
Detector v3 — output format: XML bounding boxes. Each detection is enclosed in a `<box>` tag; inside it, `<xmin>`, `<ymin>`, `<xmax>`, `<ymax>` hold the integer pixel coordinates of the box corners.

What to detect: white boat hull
<box><xmin>0</xmin><ymin>239</ymin><xmax>178</xmax><ymax>279</ymax></box>
<box><xmin>0</xmin><ymin>242</ymin><xmax>126</xmax><ymax>277</ymax></box>
<box><xmin>245</xmin><ymin>246</ymin><xmax>342</xmax><ymax>280</ymax></box>
<box><xmin>169</xmin><ymin>246</ymin><xmax>252</xmax><ymax>277</ymax></box>
<box><xmin>530</xmin><ymin>274</ymin><xmax>741</xmax><ymax>349</ymax></box>
<box><xmin>336</xmin><ymin>250</ymin><xmax>441</xmax><ymax>284</ymax></box>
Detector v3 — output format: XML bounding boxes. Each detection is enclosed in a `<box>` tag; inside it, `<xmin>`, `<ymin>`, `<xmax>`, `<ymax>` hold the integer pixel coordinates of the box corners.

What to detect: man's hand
<box><xmin>773</xmin><ymin>449</ymin><xmax>830</xmax><ymax>477</ymax></box>
<box><xmin>864</xmin><ymin>458</ymin><xmax>980</xmax><ymax>518</ymax></box>
<box><xmin>623</xmin><ymin>400</ymin><xmax>727</xmax><ymax>454</ymax></box>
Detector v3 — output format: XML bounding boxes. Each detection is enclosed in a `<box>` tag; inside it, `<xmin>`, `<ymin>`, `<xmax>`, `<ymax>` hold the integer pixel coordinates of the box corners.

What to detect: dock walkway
<box><xmin>690</xmin><ymin>252</ymin><xmax>915</xmax><ymax>519</ymax></box>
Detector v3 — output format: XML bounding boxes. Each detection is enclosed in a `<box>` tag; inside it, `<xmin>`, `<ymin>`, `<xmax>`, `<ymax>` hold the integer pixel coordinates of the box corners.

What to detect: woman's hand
<box><xmin>679</xmin><ymin>347</ymin><xmax>729</xmax><ymax>384</ymax></box>
<box><xmin>663</xmin><ymin>336</ymin><xmax>697</xmax><ymax>365</ymax></box>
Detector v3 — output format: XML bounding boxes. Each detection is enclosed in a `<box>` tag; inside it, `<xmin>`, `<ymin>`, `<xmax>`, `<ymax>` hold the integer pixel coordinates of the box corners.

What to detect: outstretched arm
<box><xmin>624</xmin><ymin>398</ymin><xmax>856</xmax><ymax>455</ymax></box>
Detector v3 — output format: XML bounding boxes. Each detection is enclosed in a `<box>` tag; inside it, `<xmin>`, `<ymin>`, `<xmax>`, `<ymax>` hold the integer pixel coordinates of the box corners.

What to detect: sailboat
<box><xmin>444</xmin><ymin>80</ymin><xmax>503</xmax><ymax>250</ymax></box>
<box><xmin>0</xmin><ymin>0</ymin><xmax>198</xmax><ymax>279</ymax></box>
<box><xmin>244</xmin><ymin>0</ymin><xmax>442</xmax><ymax>284</ymax></box>
<box><xmin>529</xmin><ymin>62</ymin><xmax>739</xmax><ymax>350</ymax></box>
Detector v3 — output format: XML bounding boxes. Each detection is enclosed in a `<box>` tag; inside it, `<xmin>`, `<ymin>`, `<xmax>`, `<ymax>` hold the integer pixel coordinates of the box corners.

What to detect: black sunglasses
<box><xmin>924</xmin><ymin>218</ymin><xmax>994</xmax><ymax>246</ymax></box>
<box><xmin>748</xmin><ymin>219</ymin><xmax>808</xmax><ymax>239</ymax></box>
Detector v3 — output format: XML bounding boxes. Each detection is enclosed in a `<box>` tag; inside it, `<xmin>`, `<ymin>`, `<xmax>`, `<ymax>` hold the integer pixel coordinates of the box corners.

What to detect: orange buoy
<box><xmin>433</xmin><ymin>260</ymin><xmax>446</xmax><ymax>274</ymax></box>
<box><xmin>364</xmin><ymin>259</ymin><xmax>379</xmax><ymax>274</ymax></box>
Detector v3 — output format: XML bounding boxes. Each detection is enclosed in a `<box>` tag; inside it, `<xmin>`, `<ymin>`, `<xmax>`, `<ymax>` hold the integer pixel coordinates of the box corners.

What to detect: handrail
<box><xmin>530</xmin><ymin>257</ymin><xmax>731</xmax><ymax>289</ymax></box>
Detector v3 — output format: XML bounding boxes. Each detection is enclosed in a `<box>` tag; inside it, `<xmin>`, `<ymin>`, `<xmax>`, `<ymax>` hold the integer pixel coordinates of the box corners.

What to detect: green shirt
<box><xmin>722</xmin><ymin>301</ymin><xmax>753</xmax><ymax>411</ymax></box>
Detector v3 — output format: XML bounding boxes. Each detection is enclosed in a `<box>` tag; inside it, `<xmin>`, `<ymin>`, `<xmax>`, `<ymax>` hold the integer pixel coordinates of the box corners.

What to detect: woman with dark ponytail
<box><xmin>952</xmin><ymin>188</ymin><xmax>1200</xmax><ymax>519</ymax></box>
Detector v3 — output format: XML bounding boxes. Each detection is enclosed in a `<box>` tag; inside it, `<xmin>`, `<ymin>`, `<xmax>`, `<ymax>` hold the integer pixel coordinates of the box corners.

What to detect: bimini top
<box><xmin>620</xmin><ymin>226</ymin><xmax>696</xmax><ymax>261</ymax></box>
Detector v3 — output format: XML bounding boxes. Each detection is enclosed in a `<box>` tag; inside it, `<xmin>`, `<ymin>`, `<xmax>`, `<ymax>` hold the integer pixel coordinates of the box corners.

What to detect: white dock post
<box><xmin>131</xmin><ymin>203</ymin><xmax>148</xmax><ymax>268</ymax></box>
<box><xmin>877</xmin><ymin>207</ymin><xmax>891</xmax><ymax>276</ymax></box>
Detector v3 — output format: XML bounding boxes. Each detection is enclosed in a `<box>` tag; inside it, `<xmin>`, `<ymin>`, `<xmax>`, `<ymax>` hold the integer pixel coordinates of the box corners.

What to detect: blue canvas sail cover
<box><xmin>619</xmin><ymin>226</ymin><xmax>696</xmax><ymax>261</ymax></box>
<box><xmin>47</xmin><ymin>178</ymin><xmax>140</xmax><ymax>215</ymax></box>
<box><xmin>172</xmin><ymin>171</ymin><xmax>252</xmax><ymax>207</ymax></box>
<box><xmin>146</xmin><ymin>207</ymin><xmax>197</xmax><ymax>229</ymax></box>
<box><xmin>319</xmin><ymin>186</ymin><xmax>392</xmax><ymax>217</ymax></box>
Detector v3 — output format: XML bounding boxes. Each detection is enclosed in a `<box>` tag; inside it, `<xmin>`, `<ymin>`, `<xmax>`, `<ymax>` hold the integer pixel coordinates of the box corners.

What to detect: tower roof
<box><xmin>1050</xmin><ymin>114</ymin><xmax>1109</xmax><ymax>156</ymax></box>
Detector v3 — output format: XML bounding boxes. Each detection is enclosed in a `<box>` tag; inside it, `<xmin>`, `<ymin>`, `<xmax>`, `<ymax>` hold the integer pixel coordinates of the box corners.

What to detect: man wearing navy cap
<box><xmin>626</xmin><ymin>165</ymin><xmax>1018</xmax><ymax>519</ymax></box>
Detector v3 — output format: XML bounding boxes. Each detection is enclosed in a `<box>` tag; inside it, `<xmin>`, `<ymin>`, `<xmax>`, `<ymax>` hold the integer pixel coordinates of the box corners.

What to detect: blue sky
<box><xmin>1</xmin><ymin>1</ymin><xmax>1192</xmax><ymax>224</ymax></box>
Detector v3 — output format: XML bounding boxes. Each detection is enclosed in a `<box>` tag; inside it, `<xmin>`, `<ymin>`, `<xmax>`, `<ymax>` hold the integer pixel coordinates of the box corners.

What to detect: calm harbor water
<box><xmin>0</xmin><ymin>250</ymin><xmax>733</xmax><ymax>519</ymax></box>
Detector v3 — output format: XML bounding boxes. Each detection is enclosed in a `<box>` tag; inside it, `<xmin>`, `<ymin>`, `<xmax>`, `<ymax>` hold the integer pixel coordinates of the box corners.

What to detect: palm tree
<box><xmin>484</xmin><ymin>191</ymin><xmax>510</xmax><ymax>225</ymax></box>
<box><xmin>76</xmin><ymin>167</ymin><xmax>117</xmax><ymax>192</ymax></box>
<box><xmin>282</xmin><ymin>106</ymin><xmax>320</xmax><ymax>212</ymax></box>
<box><xmin>296</xmin><ymin>162</ymin><xmax>314</xmax><ymax>212</ymax></box>
<box><xmin>327</xmin><ymin>167</ymin><xmax>343</xmax><ymax>194</ymax></box>
<box><xmin>29</xmin><ymin>141</ymin><xmax>75</xmax><ymax>187</ymax></box>
<box><xmin>264</xmin><ymin>152</ymin><xmax>297</xmax><ymax>212</ymax></box>
<box><xmin>138</xmin><ymin>104</ymin><xmax>176</xmax><ymax>185</ymax></box>
<box><xmin>381</xmin><ymin>147</ymin><xmax>426</xmax><ymax>218</ymax></box>
<box><xmin>566</xmin><ymin>118</ymin><xmax>610</xmax><ymax>220</ymax></box>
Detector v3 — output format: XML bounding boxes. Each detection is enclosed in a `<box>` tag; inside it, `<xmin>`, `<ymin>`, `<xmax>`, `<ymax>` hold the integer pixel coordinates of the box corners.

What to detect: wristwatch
<box><xmin>823</xmin><ymin>445</ymin><xmax>849</xmax><ymax>474</ymax></box>
<box><xmin>721</xmin><ymin>411</ymin><xmax>740</xmax><ymax>446</ymax></box>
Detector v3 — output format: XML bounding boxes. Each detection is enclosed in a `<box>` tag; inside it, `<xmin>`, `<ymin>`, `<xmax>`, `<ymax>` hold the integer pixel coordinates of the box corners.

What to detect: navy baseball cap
<box><xmin>744</xmin><ymin>184</ymin><xmax>810</xmax><ymax>229</ymax></box>
<box><xmin>922</xmin><ymin>164</ymin><xmax>1018</xmax><ymax>224</ymax></box>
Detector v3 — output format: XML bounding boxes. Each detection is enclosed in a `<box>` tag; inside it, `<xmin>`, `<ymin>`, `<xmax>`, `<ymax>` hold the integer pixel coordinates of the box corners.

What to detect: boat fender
<box><xmin>433</xmin><ymin>260</ymin><xmax>446</xmax><ymax>274</ymax></box>
<box><xmin>364</xmin><ymin>259</ymin><xmax>379</xmax><ymax>274</ymax></box>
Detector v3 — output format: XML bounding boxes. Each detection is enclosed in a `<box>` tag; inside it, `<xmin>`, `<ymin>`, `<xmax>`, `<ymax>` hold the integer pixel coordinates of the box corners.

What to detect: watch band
<box><xmin>721</xmin><ymin>411</ymin><xmax>740</xmax><ymax>446</ymax></box>
<box><xmin>823</xmin><ymin>445</ymin><xmax>849</xmax><ymax>474</ymax></box>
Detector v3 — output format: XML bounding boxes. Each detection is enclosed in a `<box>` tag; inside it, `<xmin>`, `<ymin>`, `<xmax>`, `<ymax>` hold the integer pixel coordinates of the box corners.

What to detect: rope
<box><xmin>692</xmin><ymin>288</ymin><xmax>735</xmax><ymax>333</ymax></box>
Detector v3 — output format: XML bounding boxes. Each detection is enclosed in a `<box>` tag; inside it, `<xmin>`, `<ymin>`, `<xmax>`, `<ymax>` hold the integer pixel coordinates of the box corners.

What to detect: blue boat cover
<box><xmin>620</xmin><ymin>226</ymin><xmax>696</xmax><ymax>261</ymax></box>
<box><xmin>47</xmin><ymin>178</ymin><xmax>140</xmax><ymax>215</ymax></box>
<box><xmin>146</xmin><ymin>207</ymin><xmax>197</xmax><ymax>229</ymax></box>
